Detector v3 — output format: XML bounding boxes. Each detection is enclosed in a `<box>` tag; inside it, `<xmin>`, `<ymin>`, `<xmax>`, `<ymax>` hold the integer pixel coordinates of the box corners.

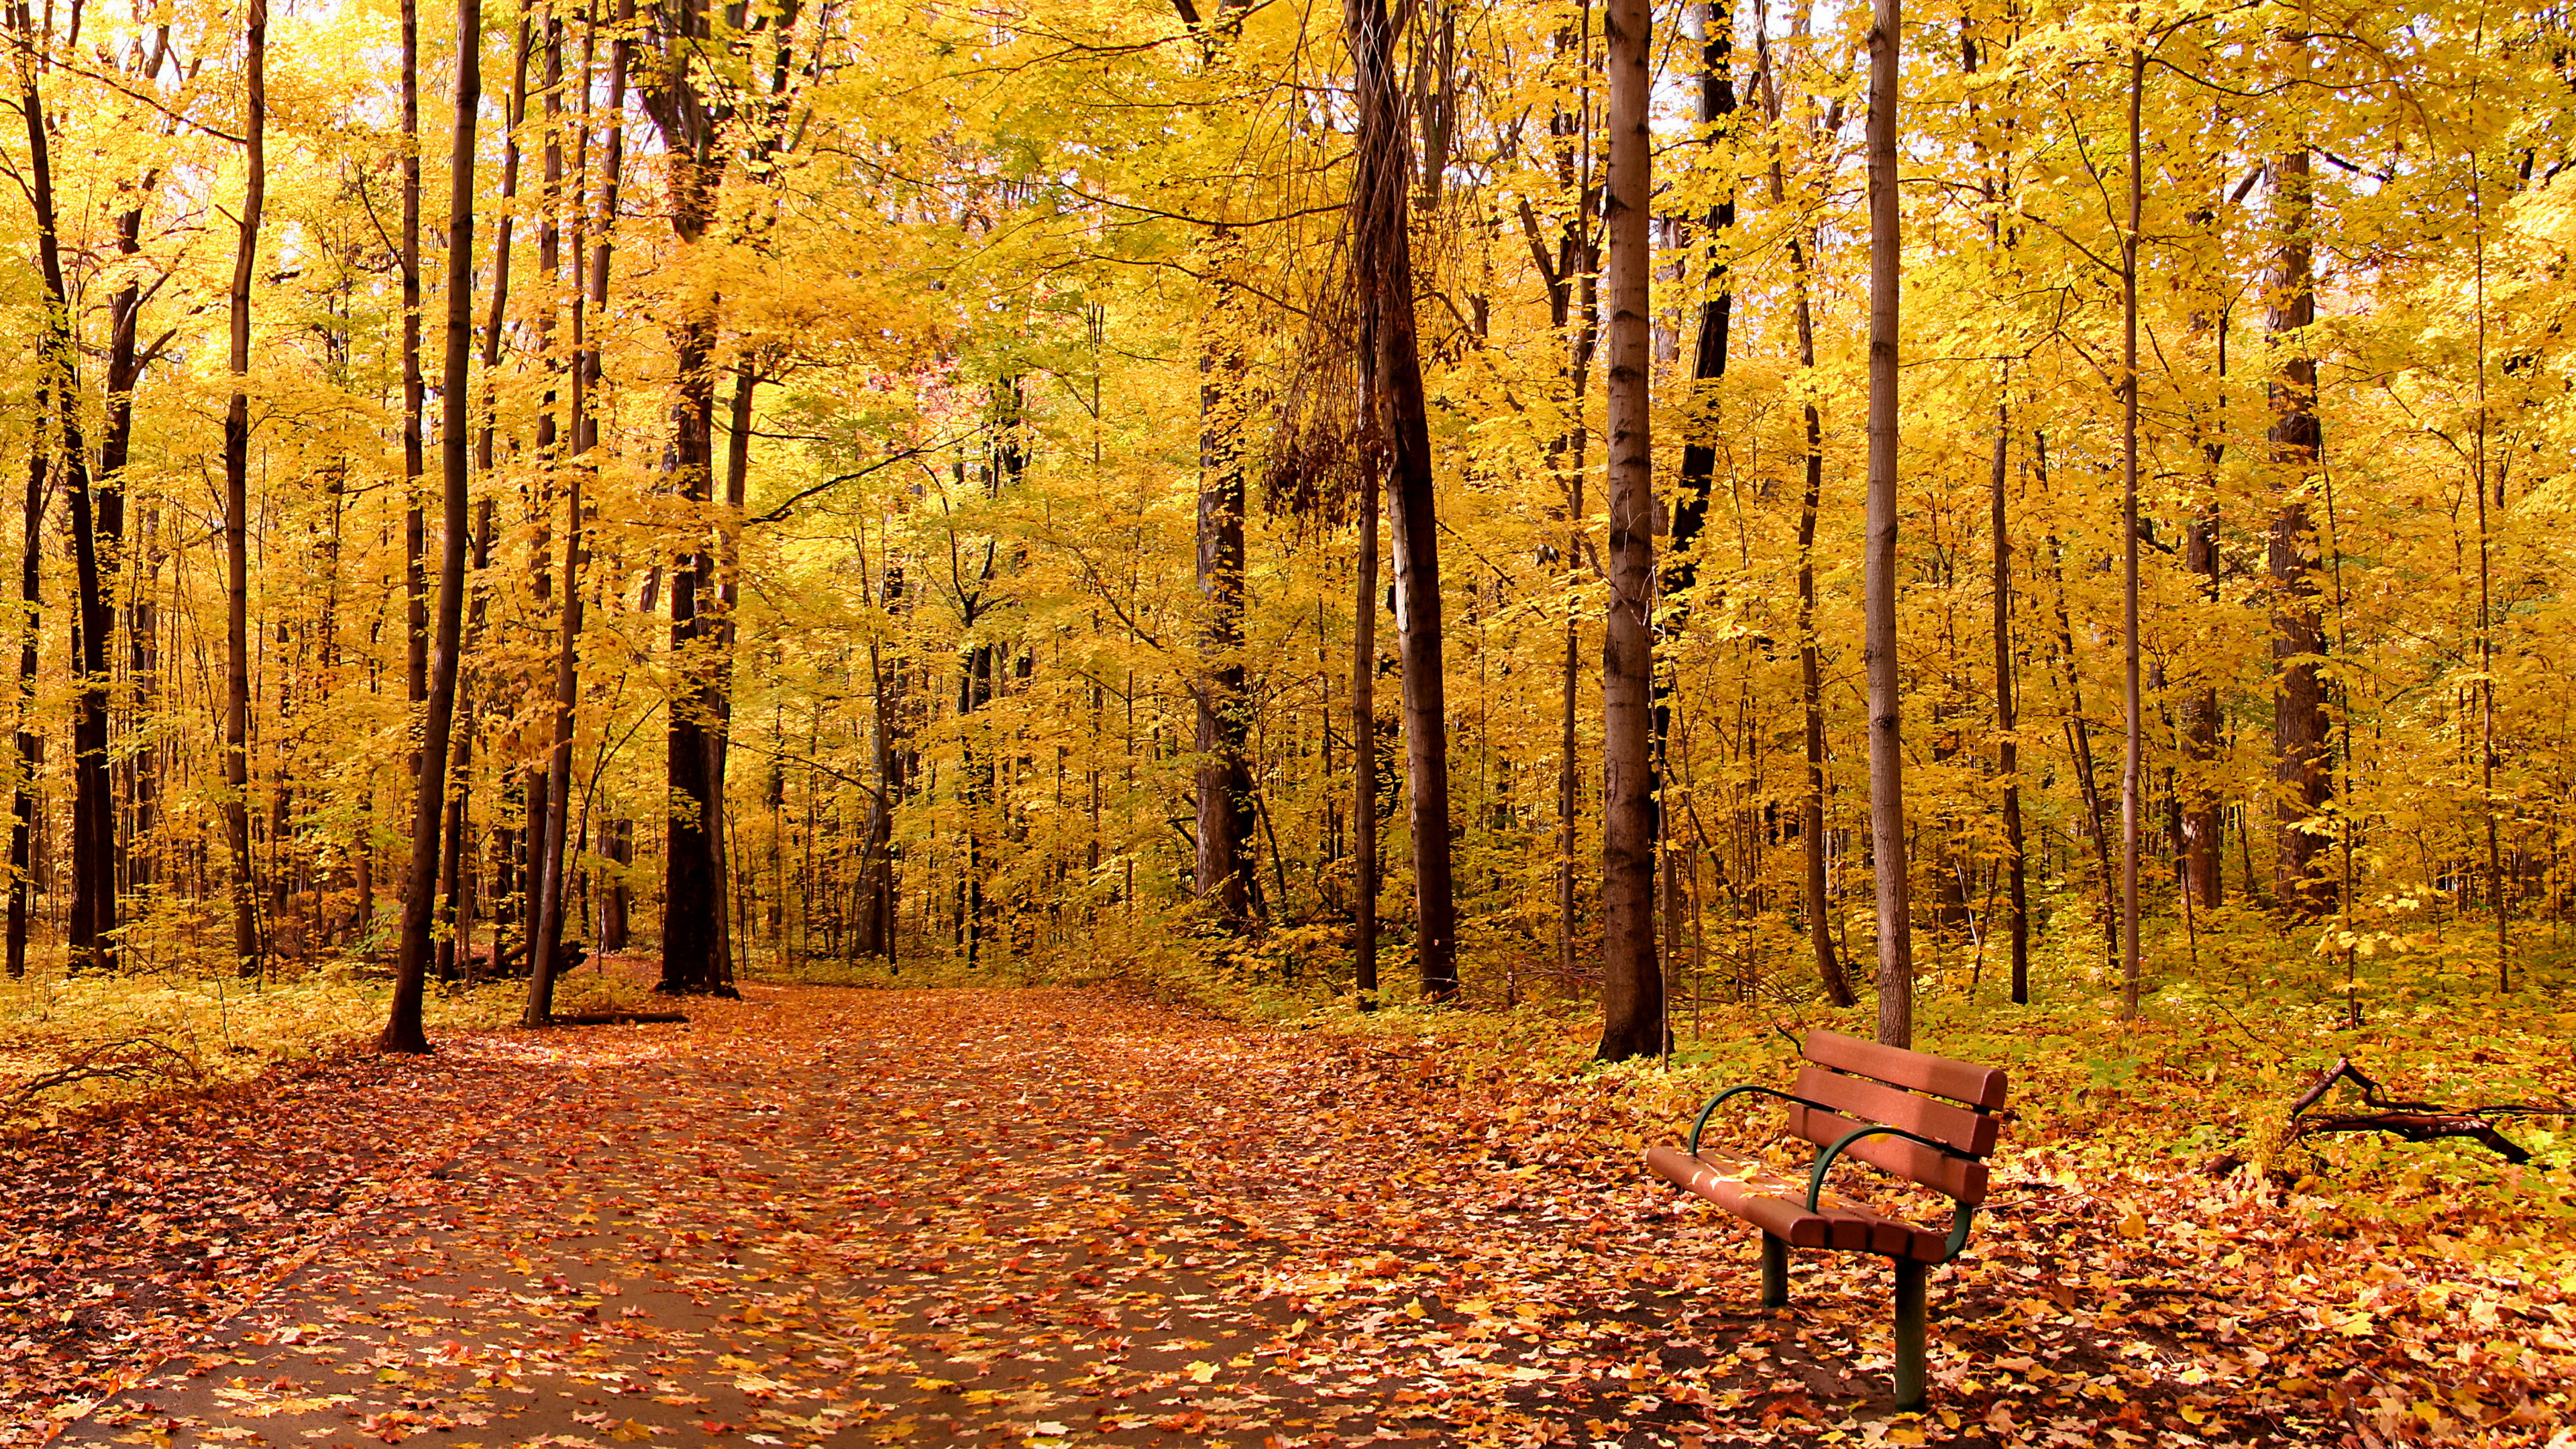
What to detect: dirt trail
<box><xmin>51</xmin><ymin>987</ymin><xmax>1725</xmax><ymax>1448</ymax></box>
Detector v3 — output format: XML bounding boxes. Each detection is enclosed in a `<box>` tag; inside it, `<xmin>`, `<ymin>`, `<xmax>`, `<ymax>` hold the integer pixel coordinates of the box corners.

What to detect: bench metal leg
<box><xmin>1892</xmin><ymin>1258</ymin><xmax>1927</xmax><ymax>1409</ymax></box>
<box><xmin>1760</xmin><ymin>1233</ymin><xmax>1788</xmax><ymax>1308</ymax></box>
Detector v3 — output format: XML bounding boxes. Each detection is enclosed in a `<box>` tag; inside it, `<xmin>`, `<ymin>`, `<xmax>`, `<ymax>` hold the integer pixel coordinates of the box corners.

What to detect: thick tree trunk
<box><xmin>1862</xmin><ymin>0</ymin><xmax>1911</xmax><ymax>1046</ymax></box>
<box><xmin>642</xmin><ymin>0</ymin><xmax>736</xmax><ymax>996</ymax></box>
<box><xmin>1348</xmin><ymin>0</ymin><xmax>1457</xmax><ymax>1000</ymax></box>
<box><xmin>381</xmin><ymin>0</ymin><xmax>479</xmax><ymax>1053</ymax></box>
<box><xmin>2268</xmin><ymin>143</ymin><xmax>2332</xmax><ymax>916</ymax></box>
<box><xmin>1595</xmin><ymin>0</ymin><xmax>1660</xmax><ymax>1059</ymax></box>
<box><xmin>221</xmin><ymin>0</ymin><xmax>270</xmax><ymax>979</ymax></box>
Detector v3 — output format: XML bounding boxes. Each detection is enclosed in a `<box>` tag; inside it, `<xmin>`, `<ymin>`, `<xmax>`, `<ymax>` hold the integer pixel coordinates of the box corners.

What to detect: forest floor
<box><xmin>3</xmin><ymin>980</ymin><xmax>2573</xmax><ymax>1448</ymax></box>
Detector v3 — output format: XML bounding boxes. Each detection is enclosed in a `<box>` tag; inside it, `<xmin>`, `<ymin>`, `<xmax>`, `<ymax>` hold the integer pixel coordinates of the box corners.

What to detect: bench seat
<box><xmin>1646</xmin><ymin>1144</ymin><xmax>1949</xmax><ymax>1262</ymax></box>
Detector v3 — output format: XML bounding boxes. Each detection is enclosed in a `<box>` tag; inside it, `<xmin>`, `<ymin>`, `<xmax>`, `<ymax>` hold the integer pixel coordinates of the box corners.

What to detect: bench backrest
<box><xmin>1785</xmin><ymin>1030</ymin><xmax>2007</xmax><ymax>1205</ymax></box>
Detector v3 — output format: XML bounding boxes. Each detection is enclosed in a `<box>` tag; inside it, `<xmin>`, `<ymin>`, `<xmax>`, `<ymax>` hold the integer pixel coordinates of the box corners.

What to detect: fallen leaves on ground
<box><xmin>13</xmin><ymin>984</ymin><xmax>2574</xmax><ymax>1448</ymax></box>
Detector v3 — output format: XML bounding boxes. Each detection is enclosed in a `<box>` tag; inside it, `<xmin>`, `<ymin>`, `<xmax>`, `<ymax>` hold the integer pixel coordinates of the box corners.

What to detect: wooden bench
<box><xmin>1646</xmin><ymin>1029</ymin><xmax>2007</xmax><ymax>1408</ymax></box>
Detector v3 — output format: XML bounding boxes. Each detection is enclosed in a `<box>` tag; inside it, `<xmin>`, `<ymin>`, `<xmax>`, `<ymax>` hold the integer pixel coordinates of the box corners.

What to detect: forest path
<box><xmin>46</xmin><ymin>985</ymin><xmax>1783</xmax><ymax>1449</ymax></box>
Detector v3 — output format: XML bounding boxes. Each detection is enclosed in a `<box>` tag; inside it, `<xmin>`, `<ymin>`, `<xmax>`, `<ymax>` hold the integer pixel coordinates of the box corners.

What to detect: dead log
<box><xmin>2280</xmin><ymin>1056</ymin><xmax>2572</xmax><ymax>1167</ymax></box>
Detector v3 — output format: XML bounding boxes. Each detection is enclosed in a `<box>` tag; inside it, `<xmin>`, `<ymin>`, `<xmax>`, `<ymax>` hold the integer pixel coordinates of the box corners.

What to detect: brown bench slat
<box><xmin>1792</xmin><ymin>1065</ymin><xmax>2000</xmax><ymax>1158</ymax></box>
<box><xmin>1647</xmin><ymin>1146</ymin><xmax>1951</xmax><ymax>1262</ymax></box>
<box><xmin>1803</xmin><ymin>1028</ymin><xmax>2006</xmax><ymax>1109</ymax></box>
<box><xmin>1786</xmin><ymin>1106</ymin><xmax>1993</xmax><ymax>1205</ymax></box>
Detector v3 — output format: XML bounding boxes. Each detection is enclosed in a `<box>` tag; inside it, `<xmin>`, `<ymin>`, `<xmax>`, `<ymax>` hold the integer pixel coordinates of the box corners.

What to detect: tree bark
<box><xmin>531</xmin><ymin>3</ymin><xmax>626</xmax><ymax>1020</ymax></box>
<box><xmin>1351</xmin><ymin>479</ymin><xmax>1380</xmax><ymax>1002</ymax></box>
<box><xmin>7</xmin><ymin>400</ymin><xmax>44</xmax><ymax>980</ymax></box>
<box><xmin>14</xmin><ymin>23</ymin><xmax>117</xmax><ymax>975</ymax></box>
<box><xmin>221</xmin><ymin>0</ymin><xmax>270</xmax><ymax>979</ymax></box>
<box><xmin>381</xmin><ymin>0</ymin><xmax>479</xmax><ymax>1053</ymax></box>
<box><xmin>2268</xmin><ymin>145</ymin><xmax>2332</xmax><ymax>916</ymax></box>
<box><xmin>1652</xmin><ymin>0</ymin><xmax>1736</xmax><ymax>993</ymax></box>
<box><xmin>1348</xmin><ymin>0</ymin><xmax>1457</xmax><ymax>1000</ymax></box>
<box><xmin>401</xmin><ymin>0</ymin><xmax>429</xmax><ymax>722</ymax></box>
<box><xmin>1992</xmin><ymin>407</ymin><xmax>2028</xmax><ymax>1003</ymax></box>
<box><xmin>1193</xmin><ymin>234</ymin><xmax>1254</xmax><ymax>928</ymax></box>
<box><xmin>1758</xmin><ymin>23</ymin><xmax>1854</xmax><ymax>1010</ymax></box>
<box><xmin>640</xmin><ymin>0</ymin><xmax>736</xmax><ymax>996</ymax></box>
<box><xmin>1864</xmin><ymin>0</ymin><xmax>1911</xmax><ymax>1046</ymax></box>
<box><xmin>2118</xmin><ymin>51</ymin><xmax>2144</xmax><ymax>1018</ymax></box>
<box><xmin>1595</xmin><ymin>0</ymin><xmax>1660</xmax><ymax>1059</ymax></box>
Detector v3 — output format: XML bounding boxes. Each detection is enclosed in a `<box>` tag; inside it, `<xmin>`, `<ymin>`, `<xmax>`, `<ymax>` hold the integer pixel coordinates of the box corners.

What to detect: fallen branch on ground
<box><xmin>2217</xmin><ymin>1057</ymin><xmax>2576</xmax><ymax>1172</ymax></box>
<box><xmin>9</xmin><ymin>1037</ymin><xmax>207</xmax><ymax>1101</ymax></box>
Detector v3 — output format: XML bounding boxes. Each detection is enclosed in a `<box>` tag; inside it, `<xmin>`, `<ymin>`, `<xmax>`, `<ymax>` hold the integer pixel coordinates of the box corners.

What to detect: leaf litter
<box><xmin>11</xmin><ymin>985</ymin><xmax>2573</xmax><ymax>1448</ymax></box>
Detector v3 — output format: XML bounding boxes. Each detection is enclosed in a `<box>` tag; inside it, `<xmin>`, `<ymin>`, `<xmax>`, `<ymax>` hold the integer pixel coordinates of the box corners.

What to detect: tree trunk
<box><xmin>221</xmin><ymin>0</ymin><xmax>270</xmax><ymax>979</ymax></box>
<box><xmin>1595</xmin><ymin>0</ymin><xmax>1660</xmax><ymax>1059</ymax></box>
<box><xmin>1348</xmin><ymin>0</ymin><xmax>1457</xmax><ymax>1000</ymax></box>
<box><xmin>1758</xmin><ymin>29</ymin><xmax>1854</xmax><ymax>1010</ymax></box>
<box><xmin>15</xmin><ymin>29</ymin><xmax>117</xmax><ymax>975</ymax></box>
<box><xmin>531</xmin><ymin>3</ymin><xmax>625</xmax><ymax>1020</ymax></box>
<box><xmin>642</xmin><ymin>0</ymin><xmax>736</xmax><ymax>996</ymax></box>
<box><xmin>1193</xmin><ymin>242</ymin><xmax>1254</xmax><ymax>928</ymax></box>
<box><xmin>7</xmin><ymin>404</ymin><xmax>44</xmax><ymax>979</ymax></box>
<box><xmin>1652</xmin><ymin>0</ymin><xmax>1736</xmax><ymax>996</ymax></box>
<box><xmin>1863</xmin><ymin>0</ymin><xmax>1911</xmax><ymax>1046</ymax></box>
<box><xmin>2268</xmin><ymin>141</ymin><xmax>2332</xmax><ymax>916</ymax></box>
<box><xmin>1992</xmin><ymin>406</ymin><xmax>2029</xmax><ymax>1003</ymax></box>
<box><xmin>401</xmin><ymin>0</ymin><xmax>429</xmax><ymax>720</ymax></box>
<box><xmin>381</xmin><ymin>0</ymin><xmax>479</xmax><ymax>1053</ymax></box>
<box><xmin>1351</xmin><ymin>480</ymin><xmax>1380</xmax><ymax>1002</ymax></box>
<box><xmin>2117</xmin><ymin>51</ymin><xmax>2145</xmax><ymax>1018</ymax></box>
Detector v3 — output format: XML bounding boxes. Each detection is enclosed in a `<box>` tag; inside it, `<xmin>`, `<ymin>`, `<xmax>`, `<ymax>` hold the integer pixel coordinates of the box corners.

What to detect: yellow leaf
<box><xmin>1186</xmin><ymin>1360</ymin><xmax>1218</xmax><ymax>1383</ymax></box>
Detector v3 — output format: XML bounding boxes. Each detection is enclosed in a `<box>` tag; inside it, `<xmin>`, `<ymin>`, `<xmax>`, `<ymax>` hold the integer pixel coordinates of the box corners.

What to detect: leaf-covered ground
<box><xmin>13</xmin><ymin>985</ymin><xmax>2575</xmax><ymax>1448</ymax></box>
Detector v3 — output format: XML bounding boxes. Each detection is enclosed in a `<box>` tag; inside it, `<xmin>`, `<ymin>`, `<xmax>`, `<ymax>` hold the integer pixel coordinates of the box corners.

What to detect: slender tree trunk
<box><xmin>1595</xmin><ymin>0</ymin><xmax>1660</xmax><ymax>1058</ymax></box>
<box><xmin>1992</xmin><ymin>406</ymin><xmax>2028</xmax><ymax>1002</ymax></box>
<box><xmin>1758</xmin><ymin>42</ymin><xmax>1854</xmax><ymax>1009</ymax></box>
<box><xmin>2182</xmin><ymin>285</ymin><xmax>2225</xmax><ymax>912</ymax></box>
<box><xmin>106</xmin><ymin>170</ymin><xmax>157</xmax><ymax>898</ymax></box>
<box><xmin>15</xmin><ymin>28</ymin><xmax>117</xmax><ymax>975</ymax></box>
<box><xmin>221</xmin><ymin>0</ymin><xmax>270</xmax><ymax>978</ymax></box>
<box><xmin>7</xmin><ymin>403</ymin><xmax>44</xmax><ymax>979</ymax></box>
<box><xmin>2267</xmin><ymin>66</ymin><xmax>2331</xmax><ymax>916</ymax></box>
<box><xmin>2117</xmin><ymin>51</ymin><xmax>2144</xmax><ymax>1018</ymax></box>
<box><xmin>1348</xmin><ymin>0</ymin><xmax>1457</xmax><ymax>1000</ymax></box>
<box><xmin>1352</xmin><ymin>480</ymin><xmax>1380</xmax><ymax>1002</ymax></box>
<box><xmin>382</xmin><ymin>0</ymin><xmax>480</xmax><ymax>1053</ymax></box>
<box><xmin>1193</xmin><ymin>235</ymin><xmax>1253</xmax><ymax>928</ymax></box>
<box><xmin>402</xmin><ymin>0</ymin><xmax>429</xmax><ymax>721</ymax></box>
<box><xmin>1864</xmin><ymin>0</ymin><xmax>1910</xmax><ymax>1045</ymax></box>
<box><xmin>2470</xmin><ymin>140</ymin><xmax>2507</xmax><ymax>990</ymax></box>
<box><xmin>1652</xmin><ymin>0</ymin><xmax>1736</xmax><ymax>1001</ymax></box>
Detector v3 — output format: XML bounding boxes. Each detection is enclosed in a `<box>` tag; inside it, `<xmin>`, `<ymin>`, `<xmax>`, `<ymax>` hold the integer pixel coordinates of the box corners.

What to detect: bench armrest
<box><xmin>1684</xmin><ymin>1084</ymin><xmax>1840</xmax><ymax>1156</ymax></box>
<box><xmin>1807</xmin><ymin>1122</ymin><xmax>1982</xmax><ymax>1265</ymax></box>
